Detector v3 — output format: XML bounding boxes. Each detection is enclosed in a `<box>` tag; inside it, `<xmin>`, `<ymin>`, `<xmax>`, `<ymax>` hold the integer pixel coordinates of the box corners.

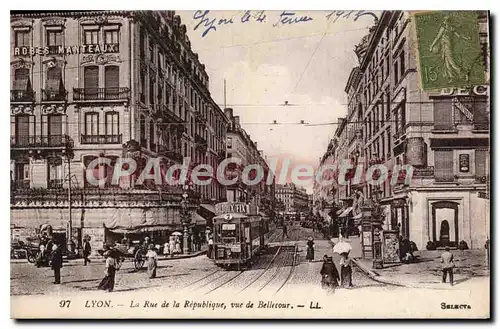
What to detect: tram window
<box><xmin>221</xmin><ymin>224</ymin><xmax>237</xmax><ymax>238</ymax></box>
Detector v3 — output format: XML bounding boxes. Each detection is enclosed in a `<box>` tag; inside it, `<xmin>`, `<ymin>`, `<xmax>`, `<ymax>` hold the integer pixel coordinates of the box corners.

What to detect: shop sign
<box><xmin>215</xmin><ymin>202</ymin><xmax>248</xmax><ymax>215</ymax></box>
<box><xmin>459</xmin><ymin>154</ymin><xmax>470</xmax><ymax>173</ymax></box>
<box><xmin>14</xmin><ymin>44</ymin><xmax>119</xmax><ymax>56</ymax></box>
<box><xmin>413</xmin><ymin>166</ymin><xmax>435</xmax><ymax>177</ymax></box>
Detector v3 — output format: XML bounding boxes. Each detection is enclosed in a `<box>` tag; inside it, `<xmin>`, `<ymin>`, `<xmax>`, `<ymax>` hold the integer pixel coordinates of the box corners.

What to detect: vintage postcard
<box><xmin>10</xmin><ymin>10</ymin><xmax>490</xmax><ymax>319</ymax></box>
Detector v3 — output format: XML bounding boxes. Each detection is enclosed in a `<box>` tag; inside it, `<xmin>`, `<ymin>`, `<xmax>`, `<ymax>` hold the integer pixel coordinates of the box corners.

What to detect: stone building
<box><xmin>275</xmin><ymin>183</ymin><xmax>308</xmax><ymax>215</ymax></box>
<box><xmin>339</xmin><ymin>10</ymin><xmax>490</xmax><ymax>249</ymax></box>
<box><xmin>10</xmin><ymin>10</ymin><xmax>229</xmax><ymax>251</ymax></box>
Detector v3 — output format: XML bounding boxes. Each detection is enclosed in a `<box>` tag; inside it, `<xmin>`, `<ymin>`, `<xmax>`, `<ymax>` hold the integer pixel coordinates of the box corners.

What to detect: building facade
<box><xmin>223</xmin><ymin>108</ymin><xmax>274</xmax><ymax>216</ymax></box>
<box><xmin>337</xmin><ymin>10</ymin><xmax>490</xmax><ymax>249</ymax></box>
<box><xmin>10</xmin><ymin>10</ymin><xmax>229</xmax><ymax>251</ymax></box>
<box><xmin>275</xmin><ymin>183</ymin><xmax>308</xmax><ymax>214</ymax></box>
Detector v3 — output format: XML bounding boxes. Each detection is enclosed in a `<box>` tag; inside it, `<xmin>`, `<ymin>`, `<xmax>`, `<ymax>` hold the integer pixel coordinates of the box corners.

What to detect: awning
<box><xmin>193</xmin><ymin>212</ymin><xmax>206</xmax><ymax>226</ymax></box>
<box><xmin>338</xmin><ymin>207</ymin><xmax>353</xmax><ymax>218</ymax></box>
<box><xmin>109</xmin><ymin>228</ymin><xmax>140</xmax><ymax>234</ymax></box>
<box><xmin>200</xmin><ymin>204</ymin><xmax>216</xmax><ymax>214</ymax></box>
<box><xmin>353</xmin><ymin>213</ymin><xmax>363</xmax><ymax>219</ymax></box>
<box><xmin>139</xmin><ymin>225</ymin><xmax>175</xmax><ymax>233</ymax></box>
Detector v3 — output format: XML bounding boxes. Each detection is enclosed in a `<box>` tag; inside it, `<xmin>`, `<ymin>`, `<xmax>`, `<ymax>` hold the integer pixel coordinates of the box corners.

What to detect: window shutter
<box><xmin>433</xmin><ymin>99</ymin><xmax>453</xmax><ymax>129</ymax></box>
<box><xmin>104</xmin><ymin>66</ymin><xmax>119</xmax><ymax>89</ymax></box>
<box><xmin>13</xmin><ymin>68</ymin><xmax>29</xmax><ymax>90</ymax></box>
<box><xmin>435</xmin><ymin>150</ymin><xmax>454</xmax><ymax>181</ymax></box>
<box><xmin>84</xmin><ymin>66</ymin><xmax>99</xmax><ymax>89</ymax></box>
<box><xmin>48</xmin><ymin>115</ymin><xmax>62</xmax><ymax>136</ymax></box>
<box><xmin>46</xmin><ymin>66</ymin><xmax>62</xmax><ymax>91</ymax></box>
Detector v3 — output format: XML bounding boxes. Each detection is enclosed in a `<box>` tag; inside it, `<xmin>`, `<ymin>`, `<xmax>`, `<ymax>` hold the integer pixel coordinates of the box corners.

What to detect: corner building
<box><xmin>342</xmin><ymin>11</ymin><xmax>490</xmax><ymax>250</ymax></box>
<box><xmin>10</xmin><ymin>11</ymin><xmax>229</xmax><ymax>251</ymax></box>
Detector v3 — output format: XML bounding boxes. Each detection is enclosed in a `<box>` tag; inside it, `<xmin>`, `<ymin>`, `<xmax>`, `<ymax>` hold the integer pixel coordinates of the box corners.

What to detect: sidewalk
<box><xmin>11</xmin><ymin>246</ymin><xmax>208</xmax><ymax>265</ymax></box>
<box><xmin>352</xmin><ymin>248</ymin><xmax>489</xmax><ymax>289</ymax></box>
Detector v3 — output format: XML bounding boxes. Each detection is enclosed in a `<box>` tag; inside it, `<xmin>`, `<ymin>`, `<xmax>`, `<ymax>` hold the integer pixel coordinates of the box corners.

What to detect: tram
<box><xmin>212</xmin><ymin>202</ymin><xmax>266</xmax><ymax>269</ymax></box>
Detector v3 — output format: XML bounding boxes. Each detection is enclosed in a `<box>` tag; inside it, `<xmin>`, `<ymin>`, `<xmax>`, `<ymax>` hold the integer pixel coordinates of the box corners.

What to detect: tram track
<box><xmin>237</xmin><ymin>246</ymin><xmax>282</xmax><ymax>294</ymax></box>
<box><xmin>274</xmin><ymin>244</ymin><xmax>298</xmax><ymax>294</ymax></box>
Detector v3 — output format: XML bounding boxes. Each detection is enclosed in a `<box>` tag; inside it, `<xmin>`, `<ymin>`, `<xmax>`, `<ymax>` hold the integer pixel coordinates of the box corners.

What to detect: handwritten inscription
<box><xmin>326</xmin><ymin>10</ymin><xmax>379</xmax><ymax>23</ymax></box>
<box><xmin>192</xmin><ymin>10</ymin><xmax>379</xmax><ymax>38</ymax></box>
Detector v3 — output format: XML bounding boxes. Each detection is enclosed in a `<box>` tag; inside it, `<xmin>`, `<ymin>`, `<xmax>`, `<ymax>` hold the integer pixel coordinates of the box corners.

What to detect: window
<box><xmin>149</xmin><ymin>120</ymin><xmax>155</xmax><ymax>149</ymax></box>
<box><xmin>14</xmin><ymin>162</ymin><xmax>29</xmax><ymax>187</ymax></box>
<box><xmin>386</xmin><ymin>128</ymin><xmax>391</xmax><ymax>158</ymax></box>
<box><xmin>48</xmin><ymin>159</ymin><xmax>63</xmax><ymax>187</ymax></box>
<box><xmin>475</xmin><ymin>150</ymin><xmax>488</xmax><ymax>177</ymax></box>
<box><xmin>13</xmin><ymin>68</ymin><xmax>30</xmax><ymax>91</ymax></box>
<box><xmin>84</xmin><ymin>29</ymin><xmax>99</xmax><ymax>45</ymax></box>
<box><xmin>149</xmin><ymin>68</ymin><xmax>155</xmax><ymax>105</ymax></box>
<box><xmin>140</xmin><ymin>114</ymin><xmax>146</xmax><ymax>145</ymax></box>
<box><xmin>84</xmin><ymin>66</ymin><xmax>99</xmax><ymax>89</ymax></box>
<box><xmin>48</xmin><ymin>115</ymin><xmax>62</xmax><ymax>145</ymax></box>
<box><xmin>15</xmin><ymin>115</ymin><xmax>31</xmax><ymax>146</ymax></box>
<box><xmin>104</xmin><ymin>29</ymin><xmax>119</xmax><ymax>45</ymax></box>
<box><xmin>399</xmin><ymin>50</ymin><xmax>405</xmax><ymax>75</ymax></box>
<box><xmin>84</xmin><ymin>112</ymin><xmax>99</xmax><ymax>136</ymax></box>
<box><xmin>15</xmin><ymin>30</ymin><xmax>30</xmax><ymax>47</ymax></box>
<box><xmin>105</xmin><ymin>65</ymin><xmax>119</xmax><ymax>97</ymax></box>
<box><xmin>393</xmin><ymin>60</ymin><xmax>399</xmax><ymax>82</ymax></box>
<box><xmin>46</xmin><ymin>30</ymin><xmax>62</xmax><ymax>48</ymax></box>
<box><xmin>45</xmin><ymin>66</ymin><xmax>63</xmax><ymax>100</ymax></box>
<box><xmin>435</xmin><ymin>150</ymin><xmax>454</xmax><ymax>182</ymax></box>
<box><xmin>105</xmin><ymin>111</ymin><xmax>119</xmax><ymax>135</ymax></box>
<box><xmin>433</xmin><ymin>99</ymin><xmax>453</xmax><ymax>130</ymax></box>
<box><xmin>149</xmin><ymin>39</ymin><xmax>155</xmax><ymax>62</ymax></box>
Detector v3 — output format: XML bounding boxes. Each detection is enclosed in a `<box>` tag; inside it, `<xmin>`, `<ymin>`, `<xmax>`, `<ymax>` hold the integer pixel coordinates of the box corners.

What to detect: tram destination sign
<box><xmin>215</xmin><ymin>202</ymin><xmax>248</xmax><ymax>215</ymax></box>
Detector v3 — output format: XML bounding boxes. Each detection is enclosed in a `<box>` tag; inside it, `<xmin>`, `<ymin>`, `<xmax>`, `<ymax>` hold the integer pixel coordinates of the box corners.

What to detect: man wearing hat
<box><xmin>83</xmin><ymin>236</ymin><xmax>92</xmax><ymax>266</ymax></box>
<box><xmin>49</xmin><ymin>243</ymin><xmax>63</xmax><ymax>284</ymax></box>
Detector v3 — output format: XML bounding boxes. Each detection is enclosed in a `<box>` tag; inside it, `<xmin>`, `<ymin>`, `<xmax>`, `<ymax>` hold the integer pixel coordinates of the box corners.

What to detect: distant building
<box><xmin>275</xmin><ymin>183</ymin><xmax>308</xmax><ymax>214</ymax></box>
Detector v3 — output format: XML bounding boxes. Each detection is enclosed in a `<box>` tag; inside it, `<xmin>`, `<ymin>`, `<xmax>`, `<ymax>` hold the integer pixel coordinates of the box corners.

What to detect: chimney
<box><xmin>224</xmin><ymin>108</ymin><xmax>234</xmax><ymax>119</ymax></box>
<box><xmin>234</xmin><ymin>116</ymin><xmax>240</xmax><ymax>127</ymax></box>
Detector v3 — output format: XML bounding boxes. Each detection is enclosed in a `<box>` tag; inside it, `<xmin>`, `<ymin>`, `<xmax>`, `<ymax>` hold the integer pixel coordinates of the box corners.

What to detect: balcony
<box><xmin>42</xmin><ymin>89</ymin><xmax>67</xmax><ymax>102</ymax></box>
<box><xmin>159</xmin><ymin>149</ymin><xmax>183</xmax><ymax>163</ymax></box>
<box><xmin>81</xmin><ymin>134</ymin><xmax>122</xmax><ymax>144</ymax></box>
<box><xmin>11</xmin><ymin>135</ymin><xmax>72</xmax><ymax>148</ymax></box>
<box><xmin>48</xmin><ymin>179</ymin><xmax>64</xmax><ymax>189</ymax></box>
<box><xmin>73</xmin><ymin>88</ymin><xmax>130</xmax><ymax>101</ymax></box>
<box><xmin>11</xmin><ymin>90</ymin><xmax>35</xmax><ymax>102</ymax></box>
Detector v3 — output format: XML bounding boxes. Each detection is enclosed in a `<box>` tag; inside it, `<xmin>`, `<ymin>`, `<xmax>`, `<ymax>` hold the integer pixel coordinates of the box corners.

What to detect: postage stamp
<box><xmin>414</xmin><ymin>11</ymin><xmax>486</xmax><ymax>91</ymax></box>
<box><xmin>10</xmin><ymin>10</ymin><xmax>490</xmax><ymax>319</ymax></box>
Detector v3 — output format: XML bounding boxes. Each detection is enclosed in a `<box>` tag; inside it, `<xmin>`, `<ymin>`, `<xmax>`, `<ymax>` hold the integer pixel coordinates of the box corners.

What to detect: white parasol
<box><xmin>171</xmin><ymin>231</ymin><xmax>183</xmax><ymax>236</ymax></box>
<box><xmin>333</xmin><ymin>240</ymin><xmax>352</xmax><ymax>254</ymax></box>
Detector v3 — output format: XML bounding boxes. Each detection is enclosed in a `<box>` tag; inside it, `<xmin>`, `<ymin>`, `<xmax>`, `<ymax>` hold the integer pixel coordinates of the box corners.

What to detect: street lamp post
<box><xmin>181</xmin><ymin>185</ymin><xmax>191</xmax><ymax>254</ymax></box>
<box><xmin>370</xmin><ymin>154</ymin><xmax>384</xmax><ymax>269</ymax></box>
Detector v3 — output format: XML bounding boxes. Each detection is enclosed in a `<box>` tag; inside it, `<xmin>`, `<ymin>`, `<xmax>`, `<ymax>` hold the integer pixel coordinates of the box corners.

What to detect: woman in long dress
<box><xmin>174</xmin><ymin>237</ymin><xmax>182</xmax><ymax>254</ymax></box>
<box><xmin>320</xmin><ymin>255</ymin><xmax>340</xmax><ymax>291</ymax></box>
<box><xmin>340</xmin><ymin>252</ymin><xmax>353</xmax><ymax>288</ymax></box>
<box><xmin>146</xmin><ymin>244</ymin><xmax>158</xmax><ymax>279</ymax></box>
<box><xmin>306</xmin><ymin>237</ymin><xmax>315</xmax><ymax>262</ymax></box>
<box><xmin>169</xmin><ymin>237</ymin><xmax>175</xmax><ymax>258</ymax></box>
<box><xmin>98</xmin><ymin>250</ymin><xmax>116</xmax><ymax>292</ymax></box>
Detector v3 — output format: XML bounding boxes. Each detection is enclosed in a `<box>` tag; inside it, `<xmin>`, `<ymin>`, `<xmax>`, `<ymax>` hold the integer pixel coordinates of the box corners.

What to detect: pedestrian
<box><xmin>441</xmin><ymin>247</ymin><xmax>455</xmax><ymax>286</ymax></box>
<box><xmin>163</xmin><ymin>240</ymin><xmax>170</xmax><ymax>256</ymax></box>
<box><xmin>83</xmin><ymin>237</ymin><xmax>92</xmax><ymax>266</ymax></box>
<box><xmin>169</xmin><ymin>236</ymin><xmax>175</xmax><ymax>258</ymax></box>
<box><xmin>282</xmin><ymin>224</ymin><xmax>289</xmax><ymax>239</ymax></box>
<box><xmin>98</xmin><ymin>250</ymin><xmax>116</xmax><ymax>292</ymax></box>
<box><xmin>340</xmin><ymin>252</ymin><xmax>353</xmax><ymax>288</ymax></box>
<box><xmin>146</xmin><ymin>244</ymin><xmax>158</xmax><ymax>279</ymax></box>
<box><xmin>320</xmin><ymin>255</ymin><xmax>340</xmax><ymax>291</ymax></box>
<box><xmin>174</xmin><ymin>237</ymin><xmax>182</xmax><ymax>254</ymax></box>
<box><xmin>207</xmin><ymin>235</ymin><xmax>214</xmax><ymax>259</ymax></box>
<box><xmin>49</xmin><ymin>244</ymin><xmax>63</xmax><ymax>284</ymax></box>
<box><xmin>196</xmin><ymin>233</ymin><xmax>202</xmax><ymax>251</ymax></box>
<box><xmin>36</xmin><ymin>244</ymin><xmax>47</xmax><ymax>268</ymax></box>
<box><xmin>306</xmin><ymin>237</ymin><xmax>315</xmax><ymax>262</ymax></box>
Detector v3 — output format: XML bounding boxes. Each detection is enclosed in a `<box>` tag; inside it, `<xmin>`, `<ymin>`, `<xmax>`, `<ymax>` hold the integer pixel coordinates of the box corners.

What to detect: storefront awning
<box><xmin>109</xmin><ymin>228</ymin><xmax>140</xmax><ymax>234</ymax></box>
<box><xmin>200</xmin><ymin>204</ymin><xmax>216</xmax><ymax>214</ymax></box>
<box><xmin>338</xmin><ymin>207</ymin><xmax>353</xmax><ymax>218</ymax></box>
<box><xmin>193</xmin><ymin>212</ymin><xmax>206</xmax><ymax>226</ymax></box>
<box><xmin>139</xmin><ymin>225</ymin><xmax>176</xmax><ymax>233</ymax></box>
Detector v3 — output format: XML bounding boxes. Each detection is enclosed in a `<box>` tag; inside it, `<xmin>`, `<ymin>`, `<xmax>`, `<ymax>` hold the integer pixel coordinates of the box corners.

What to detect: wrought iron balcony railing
<box><xmin>11</xmin><ymin>134</ymin><xmax>71</xmax><ymax>148</ymax></box>
<box><xmin>81</xmin><ymin>134</ymin><xmax>122</xmax><ymax>144</ymax></box>
<box><xmin>11</xmin><ymin>90</ymin><xmax>35</xmax><ymax>102</ymax></box>
<box><xmin>73</xmin><ymin>87</ymin><xmax>130</xmax><ymax>101</ymax></box>
<box><xmin>12</xmin><ymin>180</ymin><xmax>30</xmax><ymax>189</ymax></box>
<box><xmin>42</xmin><ymin>89</ymin><xmax>67</xmax><ymax>101</ymax></box>
<box><xmin>48</xmin><ymin>179</ymin><xmax>64</xmax><ymax>189</ymax></box>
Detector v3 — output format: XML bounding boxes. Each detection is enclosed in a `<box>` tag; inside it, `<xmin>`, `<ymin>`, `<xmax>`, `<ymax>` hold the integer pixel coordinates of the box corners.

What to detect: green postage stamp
<box><xmin>415</xmin><ymin>11</ymin><xmax>485</xmax><ymax>91</ymax></box>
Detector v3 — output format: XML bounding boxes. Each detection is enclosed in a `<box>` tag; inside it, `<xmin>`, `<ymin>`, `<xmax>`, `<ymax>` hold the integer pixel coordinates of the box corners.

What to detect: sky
<box><xmin>178</xmin><ymin>10</ymin><xmax>381</xmax><ymax>193</ymax></box>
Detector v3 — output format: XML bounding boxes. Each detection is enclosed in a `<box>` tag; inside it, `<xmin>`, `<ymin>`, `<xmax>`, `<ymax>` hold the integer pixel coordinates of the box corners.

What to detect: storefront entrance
<box><xmin>432</xmin><ymin>201</ymin><xmax>459</xmax><ymax>248</ymax></box>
